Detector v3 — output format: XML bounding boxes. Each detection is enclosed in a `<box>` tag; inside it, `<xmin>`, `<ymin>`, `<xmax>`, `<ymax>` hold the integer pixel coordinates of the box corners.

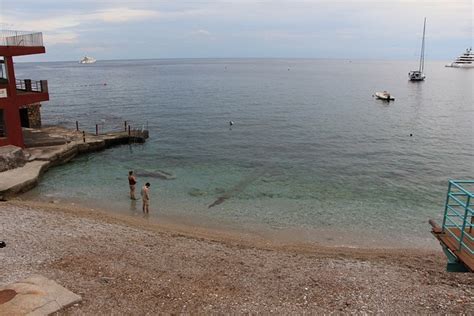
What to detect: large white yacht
<box><xmin>79</xmin><ymin>56</ymin><xmax>96</xmax><ymax>64</ymax></box>
<box><xmin>445</xmin><ymin>48</ymin><xmax>474</xmax><ymax>68</ymax></box>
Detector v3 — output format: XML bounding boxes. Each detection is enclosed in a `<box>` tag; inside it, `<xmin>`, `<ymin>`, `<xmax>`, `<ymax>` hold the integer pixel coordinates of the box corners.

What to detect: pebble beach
<box><xmin>1</xmin><ymin>200</ymin><xmax>472</xmax><ymax>314</ymax></box>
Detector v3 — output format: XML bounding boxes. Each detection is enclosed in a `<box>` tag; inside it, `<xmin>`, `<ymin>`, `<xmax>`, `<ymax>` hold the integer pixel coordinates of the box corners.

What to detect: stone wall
<box><xmin>27</xmin><ymin>103</ymin><xmax>42</xmax><ymax>128</ymax></box>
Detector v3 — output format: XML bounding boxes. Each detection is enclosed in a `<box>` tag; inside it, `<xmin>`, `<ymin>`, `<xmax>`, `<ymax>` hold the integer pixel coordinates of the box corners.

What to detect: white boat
<box><xmin>79</xmin><ymin>56</ymin><xmax>96</xmax><ymax>64</ymax></box>
<box><xmin>374</xmin><ymin>91</ymin><xmax>395</xmax><ymax>101</ymax></box>
<box><xmin>445</xmin><ymin>48</ymin><xmax>474</xmax><ymax>68</ymax></box>
<box><xmin>409</xmin><ymin>18</ymin><xmax>426</xmax><ymax>81</ymax></box>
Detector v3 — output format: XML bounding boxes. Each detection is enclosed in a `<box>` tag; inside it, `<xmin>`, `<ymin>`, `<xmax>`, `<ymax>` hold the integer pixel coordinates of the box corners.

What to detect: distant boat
<box><xmin>445</xmin><ymin>48</ymin><xmax>474</xmax><ymax>68</ymax></box>
<box><xmin>374</xmin><ymin>91</ymin><xmax>395</xmax><ymax>101</ymax></box>
<box><xmin>79</xmin><ymin>56</ymin><xmax>96</xmax><ymax>64</ymax></box>
<box><xmin>409</xmin><ymin>18</ymin><xmax>426</xmax><ymax>81</ymax></box>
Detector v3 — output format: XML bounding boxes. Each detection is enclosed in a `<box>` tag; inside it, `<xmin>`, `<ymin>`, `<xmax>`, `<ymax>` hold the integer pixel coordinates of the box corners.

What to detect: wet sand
<box><xmin>0</xmin><ymin>200</ymin><xmax>472</xmax><ymax>314</ymax></box>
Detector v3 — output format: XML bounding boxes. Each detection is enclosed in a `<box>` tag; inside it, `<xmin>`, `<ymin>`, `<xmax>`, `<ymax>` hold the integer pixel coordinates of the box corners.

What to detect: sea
<box><xmin>16</xmin><ymin>59</ymin><xmax>473</xmax><ymax>249</ymax></box>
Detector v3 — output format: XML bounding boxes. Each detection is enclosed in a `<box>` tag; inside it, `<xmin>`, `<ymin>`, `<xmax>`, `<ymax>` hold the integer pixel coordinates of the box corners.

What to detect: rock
<box><xmin>135</xmin><ymin>169</ymin><xmax>176</xmax><ymax>180</ymax></box>
<box><xmin>214</xmin><ymin>188</ymin><xmax>225</xmax><ymax>194</ymax></box>
<box><xmin>188</xmin><ymin>188</ymin><xmax>207</xmax><ymax>197</ymax></box>
<box><xmin>0</xmin><ymin>145</ymin><xmax>27</xmax><ymax>172</ymax></box>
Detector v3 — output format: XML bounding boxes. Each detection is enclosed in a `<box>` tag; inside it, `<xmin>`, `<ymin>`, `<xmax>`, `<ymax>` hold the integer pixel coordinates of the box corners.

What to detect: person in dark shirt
<box><xmin>128</xmin><ymin>171</ymin><xmax>137</xmax><ymax>200</ymax></box>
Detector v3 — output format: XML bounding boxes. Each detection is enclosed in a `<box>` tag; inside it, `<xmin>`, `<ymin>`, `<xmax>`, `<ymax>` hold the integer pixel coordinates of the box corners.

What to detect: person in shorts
<box><xmin>141</xmin><ymin>182</ymin><xmax>151</xmax><ymax>213</ymax></box>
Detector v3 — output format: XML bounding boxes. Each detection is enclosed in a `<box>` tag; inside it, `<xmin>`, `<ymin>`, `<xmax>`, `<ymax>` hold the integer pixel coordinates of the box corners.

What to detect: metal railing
<box><xmin>16</xmin><ymin>79</ymin><xmax>48</xmax><ymax>93</ymax></box>
<box><xmin>0</xmin><ymin>30</ymin><xmax>43</xmax><ymax>47</ymax></box>
<box><xmin>72</xmin><ymin>120</ymin><xmax>149</xmax><ymax>136</ymax></box>
<box><xmin>441</xmin><ymin>180</ymin><xmax>474</xmax><ymax>255</ymax></box>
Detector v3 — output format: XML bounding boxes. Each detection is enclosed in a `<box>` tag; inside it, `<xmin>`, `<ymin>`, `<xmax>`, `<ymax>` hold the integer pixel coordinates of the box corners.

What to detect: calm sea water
<box><xmin>17</xmin><ymin>59</ymin><xmax>473</xmax><ymax>248</ymax></box>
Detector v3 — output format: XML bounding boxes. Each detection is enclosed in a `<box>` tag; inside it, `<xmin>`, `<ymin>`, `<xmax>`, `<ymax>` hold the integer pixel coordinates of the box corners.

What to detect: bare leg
<box><xmin>130</xmin><ymin>186</ymin><xmax>136</xmax><ymax>200</ymax></box>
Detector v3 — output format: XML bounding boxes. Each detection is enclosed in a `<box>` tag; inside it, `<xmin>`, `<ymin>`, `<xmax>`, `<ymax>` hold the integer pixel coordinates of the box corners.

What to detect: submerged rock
<box><xmin>214</xmin><ymin>187</ymin><xmax>226</xmax><ymax>194</ymax></box>
<box><xmin>135</xmin><ymin>169</ymin><xmax>176</xmax><ymax>180</ymax></box>
<box><xmin>188</xmin><ymin>188</ymin><xmax>207</xmax><ymax>197</ymax></box>
<box><xmin>208</xmin><ymin>171</ymin><xmax>265</xmax><ymax>208</ymax></box>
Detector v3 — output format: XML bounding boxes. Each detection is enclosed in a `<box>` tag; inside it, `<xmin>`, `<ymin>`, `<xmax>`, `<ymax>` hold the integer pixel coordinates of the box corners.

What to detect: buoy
<box><xmin>229</xmin><ymin>121</ymin><xmax>234</xmax><ymax>126</ymax></box>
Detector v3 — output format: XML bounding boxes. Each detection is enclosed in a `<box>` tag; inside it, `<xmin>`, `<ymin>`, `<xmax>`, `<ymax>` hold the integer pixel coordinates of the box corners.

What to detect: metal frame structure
<box><xmin>433</xmin><ymin>180</ymin><xmax>473</xmax><ymax>272</ymax></box>
<box><xmin>442</xmin><ymin>180</ymin><xmax>473</xmax><ymax>253</ymax></box>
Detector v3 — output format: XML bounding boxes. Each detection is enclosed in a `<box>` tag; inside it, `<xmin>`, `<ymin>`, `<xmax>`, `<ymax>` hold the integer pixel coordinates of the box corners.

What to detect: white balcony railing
<box><xmin>0</xmin><ymin>30</ymin><xmax>43</xmax><ymax>47</ymax></box>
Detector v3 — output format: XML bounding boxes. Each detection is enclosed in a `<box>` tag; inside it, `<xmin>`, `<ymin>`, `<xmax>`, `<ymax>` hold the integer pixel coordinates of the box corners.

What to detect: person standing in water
<box><xmin>128</xmin><ymin>171</ymin><xmax>137</xmax><ymax>200</ymax></box>
<box><xmin>141</xmin><ymin>182</ymin><xmax>151</xmax><ymax>213</ymax></box>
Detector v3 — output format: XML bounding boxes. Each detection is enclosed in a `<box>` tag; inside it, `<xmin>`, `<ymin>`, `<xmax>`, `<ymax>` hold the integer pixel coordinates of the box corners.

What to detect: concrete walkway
<box><xmin>0</xmin><ymin>161</ymin><xmax>49</xmax><ymax>197</ymax></box>
<box><xmin>23</xmin><ymin>128</ymin><xmax>67</xmax><ymax>148</ymax></box>
<box><xmin>0</xmin><ymin>275</ymin><xmax>81</xmax><ymax>315</ymax></box>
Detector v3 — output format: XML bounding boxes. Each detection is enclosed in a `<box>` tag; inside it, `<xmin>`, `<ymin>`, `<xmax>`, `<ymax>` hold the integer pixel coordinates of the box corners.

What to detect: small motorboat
<box><xmin>374</xmin><ymin>91</ymin><xmax>395</xmax><ymax>101</ymax></box>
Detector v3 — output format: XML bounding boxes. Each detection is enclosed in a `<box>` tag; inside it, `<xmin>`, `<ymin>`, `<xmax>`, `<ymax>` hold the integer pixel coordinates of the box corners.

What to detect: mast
<box><xmin>419</xmin><ymin>17</ymin><xmax>426</xmax><ymax>72</ymax></box>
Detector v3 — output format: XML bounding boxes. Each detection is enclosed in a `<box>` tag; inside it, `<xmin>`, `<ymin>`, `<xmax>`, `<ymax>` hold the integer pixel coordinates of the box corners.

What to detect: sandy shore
<box><xmin>0</xmin><ymin>200</ymin><xmax>472</xmax><ymax>314</ymax></box>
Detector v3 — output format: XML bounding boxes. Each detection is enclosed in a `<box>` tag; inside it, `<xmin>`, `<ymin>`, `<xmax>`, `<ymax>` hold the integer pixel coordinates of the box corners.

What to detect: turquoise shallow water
<box><xmin>17</xmin><ymin>59</ymin><xmax>473</xmax><ymax>248</ymax></box>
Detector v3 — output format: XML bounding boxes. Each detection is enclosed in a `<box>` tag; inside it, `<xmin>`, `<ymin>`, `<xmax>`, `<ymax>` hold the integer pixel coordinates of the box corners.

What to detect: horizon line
<box><xmin>16</xmin><ymin>56</ymin><xmax>456</xmax><ymax>63</ymax></box>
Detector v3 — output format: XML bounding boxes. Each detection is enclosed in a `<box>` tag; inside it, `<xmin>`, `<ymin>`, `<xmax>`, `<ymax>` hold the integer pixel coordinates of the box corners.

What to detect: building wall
<box><xmin>0</xmin><ymin>103</ymin><xmax>23</xmax><ymax>147</ymax></box>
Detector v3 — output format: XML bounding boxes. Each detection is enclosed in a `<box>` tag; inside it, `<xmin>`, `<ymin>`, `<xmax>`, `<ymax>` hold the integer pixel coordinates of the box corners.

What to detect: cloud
<box><xmin>44</xmin><ymin>32</ymin><xmax>79</xmax><ymax>45</ymax></box>
<box><xmin>0</xmin><ymin>16</ymin><xmax>81</xmax><ymax>32</ymax></box>
<box><xmin>86</xmin><ymin>8</ymin><xmax>160</xmax><ymax>23</ymax></box>
<box><xmin>78</xmin><ymin>45</ymin><xmax>108</xmax><ymax>53</ymax></box>
<box><xmin>6</xmin><ymin>8</ymin><xmax>150</xmax><ymax>46</ymax></box>
<box><xmin>1</xmin><ymin>0</ymin><xmax>471</xmax><ymax>59</ymax></box>
<box><xmin>2</xmin><ymin>7</ymin><xmax>162</xmax><ymax>29</ymax></box>
<box><xmin>0</xmin><ymin>7</ymin><xmax>205</xmax><ymax>45</ymax></box>
<box><xmin>191</xmin><ymin>29</ymin><xmax>212</xmax><ymax>36</ymax></box>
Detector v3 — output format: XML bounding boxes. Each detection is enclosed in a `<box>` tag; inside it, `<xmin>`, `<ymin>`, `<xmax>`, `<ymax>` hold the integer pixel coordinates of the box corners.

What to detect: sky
<box><xmin>0</xmin><ymin>0</ymin><xmax>472</xmax><ymax>61</ymax></box>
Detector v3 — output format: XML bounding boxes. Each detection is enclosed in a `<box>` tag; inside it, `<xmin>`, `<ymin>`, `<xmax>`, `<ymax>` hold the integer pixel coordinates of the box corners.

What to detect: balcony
<box><xmin>0</xmin><ymin>30</ymin><xmax>45</xmax><ymax>56</ymax></box>
<box><xmin>16</xmin><ymin>79</ymin><xmax>48</xmax><ymax>93</ymax></box>
<box><xmin>0</xmin><ymin>30</ymin><xmax>43</xmax><ymax>47</ymax></box>
<box><xmin>5</xmin><ymin>79</ymin><xmax>50</xmax><ymax>105</ymax></box>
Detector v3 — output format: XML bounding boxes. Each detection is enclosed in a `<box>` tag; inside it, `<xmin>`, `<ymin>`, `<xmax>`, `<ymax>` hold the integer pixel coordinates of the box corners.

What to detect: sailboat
<box><xmin>409</xmin><ymin>18</ymin><xmax>426</xmax><ymax>81</ymax></box>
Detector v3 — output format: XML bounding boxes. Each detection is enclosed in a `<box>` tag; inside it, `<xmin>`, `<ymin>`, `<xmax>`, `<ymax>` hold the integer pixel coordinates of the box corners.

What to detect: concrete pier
<box><xmin>0</xmin><ymin>126</ymin><xmax>148</xmax><ymax>200</ymax></box>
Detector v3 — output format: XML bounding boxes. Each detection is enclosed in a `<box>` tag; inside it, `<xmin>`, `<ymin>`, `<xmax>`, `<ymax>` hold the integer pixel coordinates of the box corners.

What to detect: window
<box><xmin>0</xmin><ymin>109</ymin><xmax>5</xmax><ymax>137</ymax></box>
<box><xmin>0</xmin><ymin>57</ymin><xmax>7</xmax><ymax>81</ymax></box>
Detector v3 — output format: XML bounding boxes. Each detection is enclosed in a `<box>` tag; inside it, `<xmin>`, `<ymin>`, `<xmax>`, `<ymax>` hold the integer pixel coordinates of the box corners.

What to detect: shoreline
<box><xmin>0</xmin><ymin>198</ymin><xmax>449</xmax><ymax>262</ymax></box>
<box><xmin>18</xmin><ymin>194</ymin><xmax>439</xmax><ymax>251</ymax></box>
<box><xmin>1</xmin><ymin>199</ymin><xmax>472</xmax><ymax>313</ymax></box>
<box><xmin>7</xmin><ymin>199</ymin><xmax>422</xmax><ymax>255</ymax></box>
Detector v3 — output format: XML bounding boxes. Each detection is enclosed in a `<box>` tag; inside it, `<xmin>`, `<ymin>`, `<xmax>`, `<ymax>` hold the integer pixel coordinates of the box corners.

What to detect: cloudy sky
<box><xmin>0</xmin><ymin>0</ymin><xmax>472</xmax><ymax>61</ymax></box>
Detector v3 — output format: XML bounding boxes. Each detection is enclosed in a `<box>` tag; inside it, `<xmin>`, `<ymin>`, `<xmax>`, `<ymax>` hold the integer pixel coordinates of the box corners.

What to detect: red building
<box><xmin>0</xmin><ymin>31</ymin><xmax>49</xmax><ymax>148</ymax></box>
